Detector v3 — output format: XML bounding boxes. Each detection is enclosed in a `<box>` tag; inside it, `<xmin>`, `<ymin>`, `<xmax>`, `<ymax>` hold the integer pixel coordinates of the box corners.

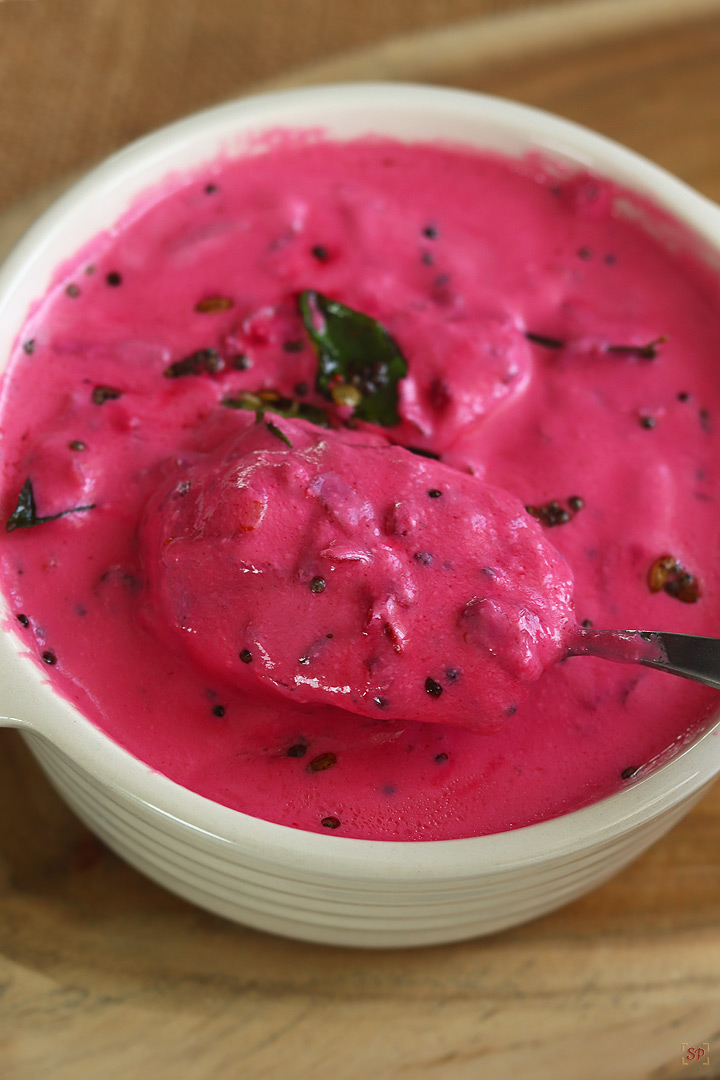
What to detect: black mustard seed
<box><xmin>239</xmin><ymin>648</ymin><xmax>253</xmax><ymax>664</ymax></box>
<box><xmin>16</xmin><ymin>613</ymin><xmax>29</xmax><ymax>627</ymax></box>
<box><xmin>42</xmin><ymin>650</ymin><xmax>56</xmax><ymax>665</ymax></box>
<box><xmin>106</xmin><ymin>271</ymin><xmax>123</xmax><ymax>287</ymax></box>
<box><xmin>310</xmin><ymin>577</ymin><xmax>326</xmax><ymax>594</ymax></box>
<box><xmin>212</xmin><ymin>705</ymin><xmax>226</xmax><ymax>718</ymax></box>
<box><xmin>425</xmin><ymin>677</ymin><xmax>443</xmax><ymax>698</ymax></box>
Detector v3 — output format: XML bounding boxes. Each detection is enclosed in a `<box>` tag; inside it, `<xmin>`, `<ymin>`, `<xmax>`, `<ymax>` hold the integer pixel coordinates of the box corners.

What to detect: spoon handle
<box><xmin>568</xmin><ymin>627</ymin><xmax>720</xmax><ymax>691</ymax></box>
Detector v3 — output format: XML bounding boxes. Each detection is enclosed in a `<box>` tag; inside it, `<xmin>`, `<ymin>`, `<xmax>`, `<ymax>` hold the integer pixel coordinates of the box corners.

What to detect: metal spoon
<box><xmin>568</xmin><ymin>626</ymin><xmax>720</xmax><ymax>690</ymax></box>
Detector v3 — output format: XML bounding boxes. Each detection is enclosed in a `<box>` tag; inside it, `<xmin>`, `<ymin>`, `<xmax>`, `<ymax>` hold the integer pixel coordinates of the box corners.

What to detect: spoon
<box><xmin>568</xmin><ymin>626</ymin><xmax>720</xmax><ymax>690</ymax></box>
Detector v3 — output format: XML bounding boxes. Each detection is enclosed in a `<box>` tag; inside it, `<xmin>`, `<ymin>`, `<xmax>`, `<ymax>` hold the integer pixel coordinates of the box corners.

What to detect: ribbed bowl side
<box><xmin>23</xmin><ymin>731</ymin><xmax>709</xmax><ymax>948</ymax></box>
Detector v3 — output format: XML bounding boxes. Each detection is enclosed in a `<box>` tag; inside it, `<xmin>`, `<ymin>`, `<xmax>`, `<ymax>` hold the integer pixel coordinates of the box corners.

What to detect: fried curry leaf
<box><xmin>605</xmin><ymin>336</ymin><xmax>666</xmax><ymax>360</ymax></box>
<box><xmin>265</xmin><ymin>420</ymin><xmax>293</xmax><ymax>447</ymax></box>
<box><xmin>164</xmin><ymin>348</ymin><xmax>223</xmax><ymax>378</ymax></box>
<box><xmin>404</xmin><ymin>445</ymin><xmax>441</xmax><ymax>460</ymax></box>
<box><xmin>221</xmin><ymin>390</ymin><xmax>330</xmax><ymax>427</ymax></box>
<box><xmin>6</xmin><ymin>478</ymin><xmax>95</xmax><ymax>533</ymax></box>
<box><xmin>298</xmin><ymin>291</ymin><xmax>407</xmax><ymax>427</ymax></box>
<box><xmin>525</xmin><ymin>330</ymin><xmax>667</xmax><ymax>360</ymax></box>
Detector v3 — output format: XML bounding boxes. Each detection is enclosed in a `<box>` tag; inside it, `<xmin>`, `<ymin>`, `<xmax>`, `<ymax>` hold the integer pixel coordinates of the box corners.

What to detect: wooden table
<box><xmin>1</xmin><ymin>3</ymin><xmax>720</xmax><ymax>1076</ymax></box>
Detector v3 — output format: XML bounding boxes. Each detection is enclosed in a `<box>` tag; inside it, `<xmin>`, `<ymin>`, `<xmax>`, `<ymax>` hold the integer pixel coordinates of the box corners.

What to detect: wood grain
<box><xmin>2</xmin><ymin>4</ymin><xmax>720</xmax><ymax>1078</ymax></box>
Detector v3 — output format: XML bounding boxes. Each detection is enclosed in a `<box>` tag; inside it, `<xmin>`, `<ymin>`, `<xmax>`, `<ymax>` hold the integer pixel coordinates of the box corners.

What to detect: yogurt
<box><xmin>1</xmin><ymin>136</ymin><xmax>719</xmax><ymax>840</ymax></box>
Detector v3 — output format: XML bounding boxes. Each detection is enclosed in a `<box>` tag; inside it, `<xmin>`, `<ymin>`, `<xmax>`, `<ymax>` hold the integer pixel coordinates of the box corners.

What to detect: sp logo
<box><xmin>681</xmin><ymin>1043</ymin><xmax>710</xmax><ymax>1067</ymax></box>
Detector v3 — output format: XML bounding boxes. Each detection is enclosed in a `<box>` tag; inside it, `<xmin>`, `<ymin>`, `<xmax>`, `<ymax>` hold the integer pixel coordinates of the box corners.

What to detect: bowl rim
<box><xmin>1</xmin><ymin>81</ymin><xmax>719</xmax><ymax>882</ymax></box>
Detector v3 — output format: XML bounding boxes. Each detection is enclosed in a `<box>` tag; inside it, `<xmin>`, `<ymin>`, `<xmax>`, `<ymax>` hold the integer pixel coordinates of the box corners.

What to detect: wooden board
<box><xmin>2</xmin><ymin>3</ymin><xmax>720</xmax><ymax>1077</ymax></box>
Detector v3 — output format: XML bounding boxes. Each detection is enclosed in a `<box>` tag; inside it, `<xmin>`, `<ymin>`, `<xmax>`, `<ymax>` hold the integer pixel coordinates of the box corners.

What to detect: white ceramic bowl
<box><xmin>1</xmin><ymin>84</ymin><xmax>719</xmax><ymax>948</ymax></box>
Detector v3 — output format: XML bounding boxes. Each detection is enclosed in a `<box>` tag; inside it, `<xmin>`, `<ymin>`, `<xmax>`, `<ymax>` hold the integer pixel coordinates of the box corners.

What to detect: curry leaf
<box><xmin>298</xmin><ymin>291</ymin><xmax>407</xmax><ymax>427</ymax></box>
<box><xmin>6</xmin><ymin>478</ymin><xmax>95</xmax><ymax>533</ymax></box>
<box><xmin>265</xmin><ymin>420</ymin><xmax>293</xmax><ymax>448</ymax></box>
